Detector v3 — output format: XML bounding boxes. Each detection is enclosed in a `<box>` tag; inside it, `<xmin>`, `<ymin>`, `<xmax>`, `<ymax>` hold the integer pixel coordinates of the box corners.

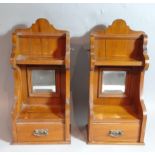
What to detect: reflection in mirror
<box><xmin>102</xmin><ymin>71</ymin><xmax>126</xmax><ymax>93</ymax></box>
<box><xmin>32</xmin><ymin>70</ymin><xmax>56</xmax><ymax>93</ymax></box>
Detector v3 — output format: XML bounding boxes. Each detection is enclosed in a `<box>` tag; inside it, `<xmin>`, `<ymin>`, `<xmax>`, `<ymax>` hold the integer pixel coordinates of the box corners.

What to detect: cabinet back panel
<box><xmin>18</xmin><ymin>36</ymin><xmax>66</xmax><ymax>58</ymax></box>
<box><xmin>94</xmin><ymin>38</ymin><xmax>143</xmax><ymax>60</ymax></box>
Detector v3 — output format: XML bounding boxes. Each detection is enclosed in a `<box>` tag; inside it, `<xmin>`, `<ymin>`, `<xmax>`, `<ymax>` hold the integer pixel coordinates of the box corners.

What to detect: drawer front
<box><xmin>92</xmin><ymin>122</ymin><xmax>140</xmax><ymax>143</ymax></box>
<box><xmin>17</xmin><ymin>122</ymin><xmax>64</xmax><ymax>142</ymax></box>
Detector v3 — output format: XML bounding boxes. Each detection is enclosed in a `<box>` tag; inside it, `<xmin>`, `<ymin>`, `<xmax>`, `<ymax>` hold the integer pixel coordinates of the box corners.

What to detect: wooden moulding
<box><xmin>10</xmin><ymin>18</ymin><xmax>70</xmax><ymax>144</ymax></box>
<box><xmin>88</xmin><ymin>19</ymin><xmax>149</xmax><ymax>144</ymax></box>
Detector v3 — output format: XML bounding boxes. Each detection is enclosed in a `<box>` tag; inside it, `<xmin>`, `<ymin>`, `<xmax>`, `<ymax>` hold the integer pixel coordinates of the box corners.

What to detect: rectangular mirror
<box><xmin>31</xmin><ymin>69</ymin><xmax>56</xmax><ymax>93</ymax></box>
<box><xmin>101</xmin><ymin>71</ymin><xmax>126</xmax><ymax>94</ymax></box>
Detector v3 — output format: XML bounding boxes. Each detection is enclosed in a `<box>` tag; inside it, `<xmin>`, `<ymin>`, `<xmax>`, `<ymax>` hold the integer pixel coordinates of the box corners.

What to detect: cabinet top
<box><xmin>90</xmin><ymin>19</ymin><xmax>149</xmax><ymax>70</ymax></box>
<box><xmin>10</xmin><ymin>18</ymin><xmax>70</xmax><ymax>66</ymax></box>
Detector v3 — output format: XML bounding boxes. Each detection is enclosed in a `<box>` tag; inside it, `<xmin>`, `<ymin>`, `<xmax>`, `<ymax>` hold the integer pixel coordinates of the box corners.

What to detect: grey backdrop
<box><xmin>0</xmin><ymin>3</ymin><xmax>155</xmax><ymax>151</ymax></box>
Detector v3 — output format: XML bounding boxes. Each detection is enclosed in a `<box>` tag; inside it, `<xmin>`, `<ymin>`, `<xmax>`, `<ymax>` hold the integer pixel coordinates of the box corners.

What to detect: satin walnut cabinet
<box><xmin>88</xmin><ymin>19</ymin><xmax>149</xmax><ymax>144</ymax></box>
<box><xmin>10</xmin><ymin>18</ymin><xmax>70</xmax><ymax>144</ymax></box>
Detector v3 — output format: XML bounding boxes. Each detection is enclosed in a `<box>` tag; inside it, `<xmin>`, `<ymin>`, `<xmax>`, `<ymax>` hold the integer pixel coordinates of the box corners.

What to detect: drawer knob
<box><xmin>108</xmin><ymin>130</ymin><xmax>123</xmax><ymax>137</ymax></box>
<box><xmin>33</xmin><ymin>129</ymin><xmax>48</xmax><ymax>137</ymax></box>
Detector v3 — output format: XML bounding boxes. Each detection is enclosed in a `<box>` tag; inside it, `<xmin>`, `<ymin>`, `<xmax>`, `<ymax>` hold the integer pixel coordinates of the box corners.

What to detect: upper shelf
<box><xmin>94</xmin><ymin>57</ymin><xmax>143</xmax><ymax>67</ymax></box>
<box><xmin>90</xmin><ymin>19</ymin><xmax>149</xmax><ymax>69</ymax></box>
<box><xmin>10</xmin><ymin>18</ymin><xmax>70</xmax><ymax>66</ymax></box>
<box><xmin>10</xmin><ymin>55</ymin><xmax>65</xmax><ymax>65</ymax></box>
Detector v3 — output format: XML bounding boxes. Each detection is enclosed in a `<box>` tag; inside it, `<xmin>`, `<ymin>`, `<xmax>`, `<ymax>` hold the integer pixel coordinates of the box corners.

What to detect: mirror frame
<box><xmin>98</xmin><ymin>68</ymin><xmax>128</xmax><ymax>97</ymax></box>
<box><xmin>27</xmin><ymin>66</ymin><xmax>61</xmax><ymax>97</ymax></box>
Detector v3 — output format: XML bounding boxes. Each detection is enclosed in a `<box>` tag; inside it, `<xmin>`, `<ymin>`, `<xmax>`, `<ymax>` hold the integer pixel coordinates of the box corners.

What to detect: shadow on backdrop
<box><xmin>71</xmin><ymin>24</ymin><xmax>106</xmax><ymax>142</ymax></box>
<box><xmin>0</xmin><ymin>25</ymin><xmax>26</xmax><ymax>143</ymax></box>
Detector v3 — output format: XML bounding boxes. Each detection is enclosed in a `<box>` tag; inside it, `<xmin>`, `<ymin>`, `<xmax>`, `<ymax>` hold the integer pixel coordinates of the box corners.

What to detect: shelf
<box><xmin>94</xmin><ymin>58</ymin><xmax>143</xmax><ymax>67</ymax></box>
<box><xmin>18</xmin><ymin>104</ymin><xmax>65</xmax><ymax>122</ymax></box>
<box><xmin>12</xmin><ymin>55</ymin><xmax>65</xmax><ymax>65</ymax></box>
<box><xmin>93</xmin><ymin>104</ymin><xmax>139</xmax><ymax>122</ymax></box>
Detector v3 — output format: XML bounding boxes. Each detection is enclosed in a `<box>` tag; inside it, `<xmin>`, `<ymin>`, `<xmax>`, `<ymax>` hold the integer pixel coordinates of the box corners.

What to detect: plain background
<box><xmin>0</xmin><ymin>3</ymin><xmax>155</xmax><ymax>152</ymax></box>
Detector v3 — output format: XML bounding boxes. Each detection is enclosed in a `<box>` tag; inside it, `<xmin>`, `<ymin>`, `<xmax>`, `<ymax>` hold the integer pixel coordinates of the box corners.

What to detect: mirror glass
<box><xmin>102</xmin><ymin>71</ymin><xmax>126</xmax><ymax>93</ymax></box>
<box><xmin>31</xmin><ymin>69</ymin><xmax>56</xmax><ymax>93</ymax></box>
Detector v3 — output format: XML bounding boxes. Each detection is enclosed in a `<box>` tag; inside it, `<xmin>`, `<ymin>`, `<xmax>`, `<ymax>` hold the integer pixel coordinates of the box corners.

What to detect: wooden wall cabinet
<box><xmin>10</xmin><ymin>18</ymin><xmax>70</xmax><ymax>144</ymax></box>
<box><xmin>88</xmin><ymin>19</ymin><xmax>149</xmax><ymax>144</ymax></box>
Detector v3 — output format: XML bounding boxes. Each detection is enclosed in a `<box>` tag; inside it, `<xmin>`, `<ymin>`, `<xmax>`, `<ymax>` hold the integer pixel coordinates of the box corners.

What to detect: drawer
<box><xmin>16</xmin><ymin>122</ymin><xmax>64</xmax><ymax>142</ymax></box>
<box><xmin>92</xmin><ymin>122</ymin><xmax>140</xmax><ymax>143</ymax></box>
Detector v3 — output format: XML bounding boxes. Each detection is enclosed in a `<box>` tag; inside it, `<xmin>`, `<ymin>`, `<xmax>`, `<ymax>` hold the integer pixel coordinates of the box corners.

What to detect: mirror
<box><xmin>31</xmin><ymin>69</ymin><xmax>56</xmax><ymax>93</ymax></box>
<box><xmin>101</xmin><ymin>71</ymin><xmax>126</xmax><ymax>93</ymax></box>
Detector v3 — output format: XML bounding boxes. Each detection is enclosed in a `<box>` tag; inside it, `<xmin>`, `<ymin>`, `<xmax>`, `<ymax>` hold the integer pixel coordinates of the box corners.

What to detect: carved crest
<box><xmin>14</xmin><ymin>18</ymin><xmax>63</xmax><ymax>33</ymax></box>
<box><xmin>105</xmin><ymin>19</ymin><xmax>144</xmax><ymax>34</ymax></box>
